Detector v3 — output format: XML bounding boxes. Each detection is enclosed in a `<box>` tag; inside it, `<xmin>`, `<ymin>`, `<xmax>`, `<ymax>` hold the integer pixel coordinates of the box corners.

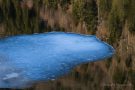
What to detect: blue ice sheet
<box><xmin>0</xmin><ymin>32</ymin><xmax>114</xmax><ymax>88</ymax></box>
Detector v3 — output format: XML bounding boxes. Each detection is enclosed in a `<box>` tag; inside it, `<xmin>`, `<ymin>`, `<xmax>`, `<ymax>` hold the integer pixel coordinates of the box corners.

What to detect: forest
<box><xmin>0</xmin><ymin>0</ymin><xmax>135</xmax><ymax>90</ymax></box>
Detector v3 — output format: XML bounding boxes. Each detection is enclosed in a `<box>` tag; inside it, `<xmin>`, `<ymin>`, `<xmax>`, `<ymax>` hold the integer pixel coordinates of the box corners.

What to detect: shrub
<box><xmin>99</xmin><ymin>0</ymin><xmax>112</xmax><ymax>18</ymax></box>
<box><xmin>72</xmin><ymin>0</ymin><xmax>84</xmax><ymax>23</ymax></box>
<box><xmin>113</xmin><ymin>66</ymin><xmax>127</xmax><ymax>84</ymax></box>
<box><xmin>72</xmin><ymin>0</ymin><xmax>98</xmax><ymax>34</ymax></box>
<box><xmin>1</xmin><ymin>0</ymin><xmax>41</xmax><ymax>35</ymax></box>
<box><xmin>105</xmin><ymin>58</ymin><xmax>112</xmax><ymax>69</ymax></box>
<box><xmin>129</xmin><ymin>70</ymin><xmax>135</xmax><ymax>89</ymax></box>
<box><xmin>83</xmin><ymin>0</ymin><xmax>98</xmax><ymax>34</ymax></box>
<box><xmin>0</xmin><ymin>7</ymin><xmax>4</xmax><ymax>23</ymax></box>
<box><xmin>108</xmin><ymin>9</ymin><xmax>122</xmax><ymax>44</ymax></box>
<box><xmin>44</xmin><ymin>0</ymin><xmax>58</xmax><ymax>9</ymax></box>
<box><xmin>125</xmin><ymin>54</ymin><xmax>132</xmax><ymax>68</ymax></box>
<box><xmin>59</xmin><ymin>0</ymin><xmax>71</xmax><ymax>11</ymax></box>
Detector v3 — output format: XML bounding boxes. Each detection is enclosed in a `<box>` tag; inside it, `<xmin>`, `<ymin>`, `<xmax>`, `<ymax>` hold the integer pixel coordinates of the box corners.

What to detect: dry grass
<box><xmin>40</xmin><ymin>4</ymin><xmax>88</xmax><ymax>34</ymax></box>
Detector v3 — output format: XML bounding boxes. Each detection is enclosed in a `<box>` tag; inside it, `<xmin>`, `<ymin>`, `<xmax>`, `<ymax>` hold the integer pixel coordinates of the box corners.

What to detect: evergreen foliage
<box><xmin>72</xmin><ymin>0</ymin><xmax>97</xmax><ymax>34</ymax></box>
<box><xmin>1</xmin><ymin>0</ymin><xmax>135</xmax><ymax>36</ymax></box>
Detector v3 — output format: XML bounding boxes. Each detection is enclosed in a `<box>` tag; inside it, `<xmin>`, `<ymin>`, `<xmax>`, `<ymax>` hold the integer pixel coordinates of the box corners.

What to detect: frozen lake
<box><xmin>0</xmin><ymin>32</ymin><xmax>115</xmax><ymax>88</ymax></box>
